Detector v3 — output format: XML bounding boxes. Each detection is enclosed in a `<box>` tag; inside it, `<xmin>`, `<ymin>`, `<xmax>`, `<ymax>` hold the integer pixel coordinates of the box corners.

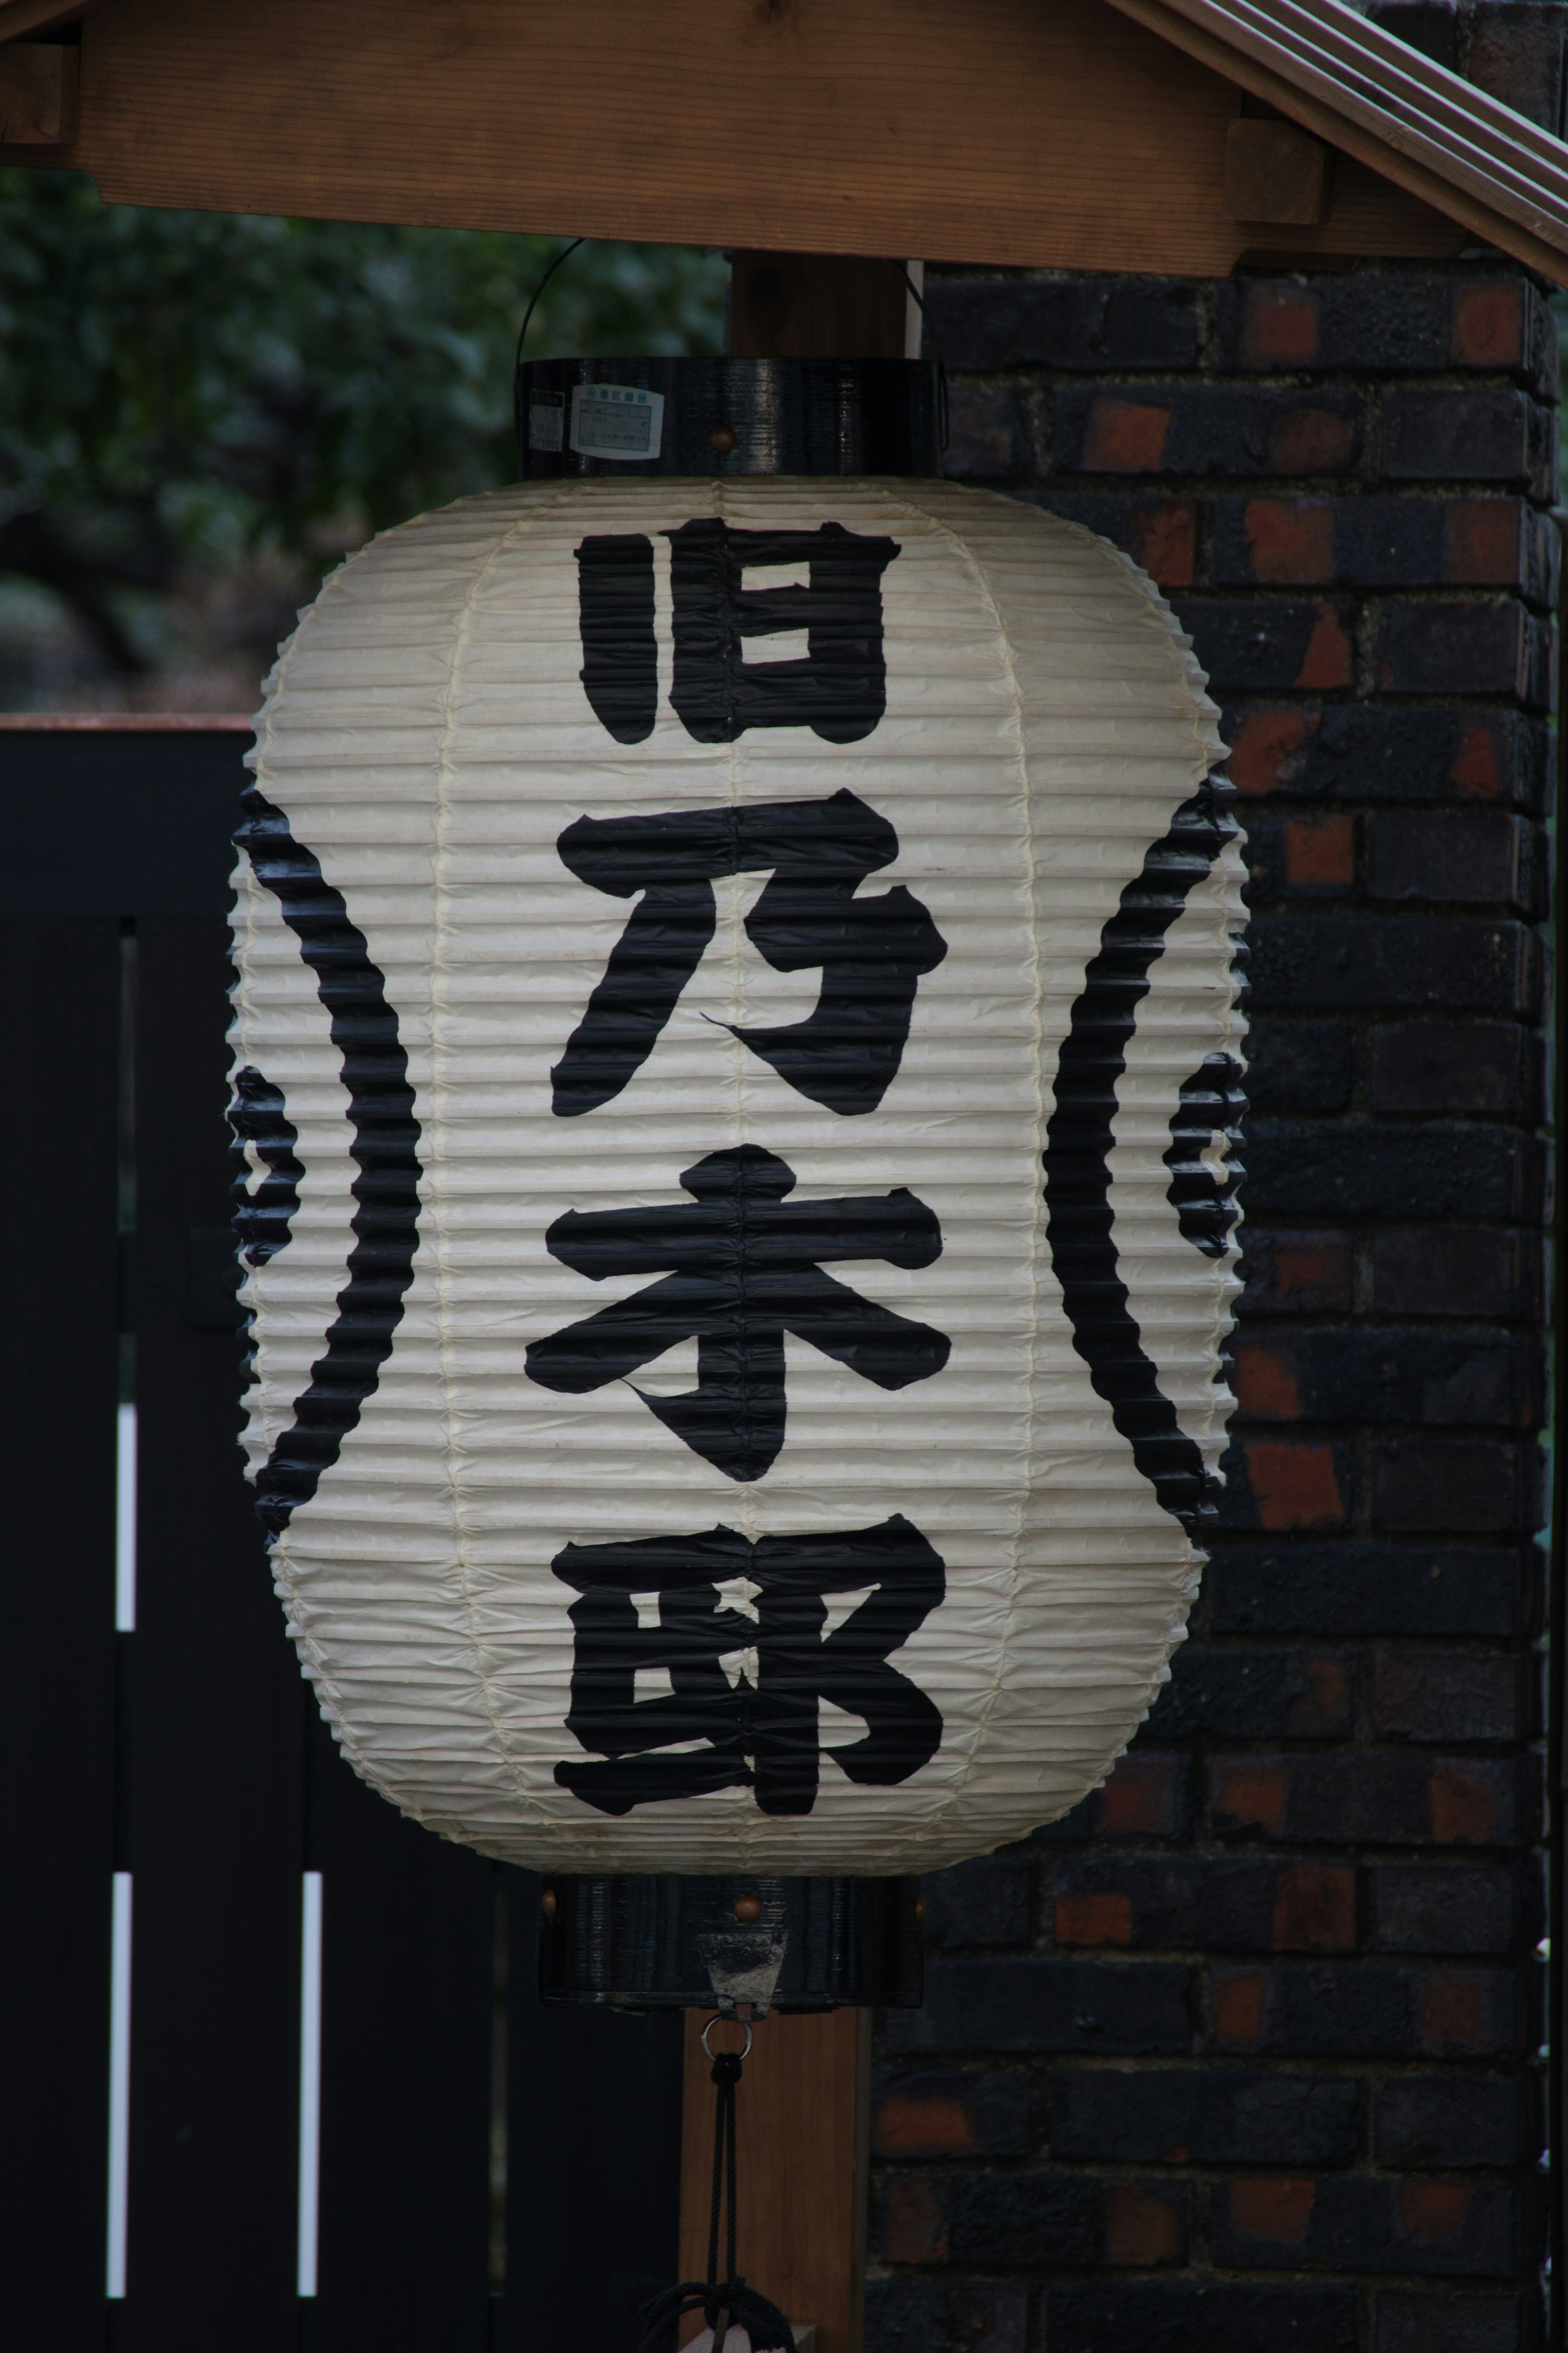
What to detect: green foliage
<box><xmin>0</xmin><ymin>169</ymin><xmax>725</xmax><ymax>663</ymax></box>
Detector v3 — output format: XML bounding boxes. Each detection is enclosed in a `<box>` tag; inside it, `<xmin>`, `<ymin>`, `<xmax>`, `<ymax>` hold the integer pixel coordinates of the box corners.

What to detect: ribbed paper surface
<box><xmin>229</xmin><ymin>478</ymin><xmax>1244</xmax><ymax>1873</ymax></box>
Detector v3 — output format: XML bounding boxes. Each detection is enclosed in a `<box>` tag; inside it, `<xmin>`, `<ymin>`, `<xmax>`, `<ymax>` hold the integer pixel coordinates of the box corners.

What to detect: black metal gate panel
<box><xmin>0</xmin><ymin>724</ymin><xmax>682</xmax><ymax>2352</ymax></box>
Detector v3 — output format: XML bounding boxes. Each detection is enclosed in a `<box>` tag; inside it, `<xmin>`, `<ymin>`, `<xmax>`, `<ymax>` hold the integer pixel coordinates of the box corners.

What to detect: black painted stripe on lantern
<box><xmin>1043</xmin><ymin>781</ymin><xmax>1238</xmax><ymax>1537</ymax></box>
<box><xmin>235</xmin><ymin>787</ymin><xmax>424</xmax><ymax>1537</ymax></box>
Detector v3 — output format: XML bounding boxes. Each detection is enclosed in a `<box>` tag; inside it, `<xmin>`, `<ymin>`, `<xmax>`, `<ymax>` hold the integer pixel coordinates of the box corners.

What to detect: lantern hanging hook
<box><xmin>701</xmin><ymin>2016</ymin><xmax>753</xmax><ymax>2063</ymax></box>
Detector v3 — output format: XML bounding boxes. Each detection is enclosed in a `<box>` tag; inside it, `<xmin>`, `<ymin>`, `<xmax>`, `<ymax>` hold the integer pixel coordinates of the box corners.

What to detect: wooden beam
<box><xmin>679</xmin><ymin>2010</ymin><xmax>869</xmax><ymax>2353</ymax></box>
<box><xmin>0</xmin><ymin>42</ymin><xmax>76</xmax><ymax>141</ymax></box>
<box><xmin>3</xmin><ymin>0</ymin><xmax>1466</xmax><ymax>275</ymax></box>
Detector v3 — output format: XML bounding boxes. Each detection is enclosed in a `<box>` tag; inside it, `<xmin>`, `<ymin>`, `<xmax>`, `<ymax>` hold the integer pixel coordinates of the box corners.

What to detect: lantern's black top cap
<box><xmin>517</xmin><ymin>354</ymin><xmax>941</xmax><ymax>480</ymax></box>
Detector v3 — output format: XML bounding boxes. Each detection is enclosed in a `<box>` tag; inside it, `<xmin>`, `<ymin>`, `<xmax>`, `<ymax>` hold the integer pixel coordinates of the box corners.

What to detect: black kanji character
<box><xmin>550</xmin><ymin>787</ymin><xmax>947</xmax><ymax>1117</ymax></box>
<box><xmin>575</xmin><ymin>532</ymin><xmax>658</xmax><ymax>745</ymax></box>
<box><xmin>575</xmin><ymin>517</ymin><xmax>900</xmax><ymax>747</ymax></box>
<box><xmin>1164</xmin><ymin>1052</ymin><xmax>1245</xmax><ymax>1258</ymax></box>
<box><xmin>551</xmin><ymin>1514</ymin><xmax>946</xmax><ymax>1815</ymax></box>
<box><xmin>523</xmin><ymin>1143</ymin><xmax>950</xmax><ymax>1482</ymax></box>
<box><xmin>229</xmin><ymin>1065</ymin><xmax>303</xmax><ymax>1265</ymax></box>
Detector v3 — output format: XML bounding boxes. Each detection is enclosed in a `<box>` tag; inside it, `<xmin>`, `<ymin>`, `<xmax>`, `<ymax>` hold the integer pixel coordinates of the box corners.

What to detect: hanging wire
<box><xmin>513</xmin><ymin>237</ymin><xmax>586</xmax><ymax>457</ymax></box>
<box><xmin>899</xmin><ymin>265</ymin><xmax>950</xmax><ymax>453</ymax></box>
<box><xmin>516</xmin><ymin>236</ymin><xmax>586</xmax><ymax>367</ymax></box>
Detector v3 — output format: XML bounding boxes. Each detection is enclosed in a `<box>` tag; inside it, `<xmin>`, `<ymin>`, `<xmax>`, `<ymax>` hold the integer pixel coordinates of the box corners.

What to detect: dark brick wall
<box><xmin>869</xmin><ymin>250</ymin><xmax>1557</xmax><ymax>2353</ymax></box>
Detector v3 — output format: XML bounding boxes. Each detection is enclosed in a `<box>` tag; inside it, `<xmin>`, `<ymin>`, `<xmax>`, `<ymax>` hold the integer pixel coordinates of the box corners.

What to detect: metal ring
<box><xmin>701</xmin><ymin>2015</ymin><xmax>753</xmax><ymax>2061</ymax></box>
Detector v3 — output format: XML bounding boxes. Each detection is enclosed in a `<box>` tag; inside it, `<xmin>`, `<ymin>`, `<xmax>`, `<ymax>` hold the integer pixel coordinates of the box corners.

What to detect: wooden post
<box><xmin>679</xmin><ymin>2007</ymin><xmax>871</xmax><ymax>2353</ymax></box>
<box><xmin>675</xmin><ymin>247</ymin><xmax>904</xmax><ymax>2353</ymax></box>
<box><xmin>728</xmin><ymin>252</ymin><xmax>913</xmax><ymax>359</ymax></box>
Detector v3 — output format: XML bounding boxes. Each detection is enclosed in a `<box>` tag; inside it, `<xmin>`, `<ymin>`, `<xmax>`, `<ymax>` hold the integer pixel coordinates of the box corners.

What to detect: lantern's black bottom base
<box><xmin>536</xmin><ymin>1873</ymin><xmax>924</xmax><ymax>2013</ymax></box>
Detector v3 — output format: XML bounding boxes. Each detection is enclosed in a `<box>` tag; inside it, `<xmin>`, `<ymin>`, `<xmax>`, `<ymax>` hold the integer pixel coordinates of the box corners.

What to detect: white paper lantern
<box><xmin>227</xmin><ymin>477</ymin><xmax>1245</xmax><ymax>1876</ymax></box>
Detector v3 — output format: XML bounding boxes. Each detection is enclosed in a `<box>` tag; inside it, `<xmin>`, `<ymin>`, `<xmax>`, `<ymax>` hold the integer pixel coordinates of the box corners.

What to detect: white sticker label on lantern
<box><xmin>569</xmin><ymin>382</ymin><xmax>664</xmax><ymax>461</ymax></box>
<box><xmin>528</xmin><ymin>396</ymin><xmax>564</xmax><ymax>453</ymax></box>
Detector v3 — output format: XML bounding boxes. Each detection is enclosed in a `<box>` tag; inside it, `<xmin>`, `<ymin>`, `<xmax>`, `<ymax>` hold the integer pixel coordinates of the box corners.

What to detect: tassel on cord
<box><xmin>637</xmin><ymin>2028</ymin><xmax>795</xmax><ymax>2353</ymax></box>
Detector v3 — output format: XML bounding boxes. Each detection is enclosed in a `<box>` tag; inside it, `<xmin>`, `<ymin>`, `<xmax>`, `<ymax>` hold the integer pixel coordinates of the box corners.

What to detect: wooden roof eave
<box><xmin>1104</xmin><ymin>0</ymin><xmax>1568</xmax><ymax>285</ymax></box>
<box><xmin>7</xmin><ymin>0</ymin><xmax>1568</xmax><ymax>285</ymax></box>
<box><xmin>0</xmin><ymin>0</ymin><xmax>107</xmax><ymax>37</ymax></box>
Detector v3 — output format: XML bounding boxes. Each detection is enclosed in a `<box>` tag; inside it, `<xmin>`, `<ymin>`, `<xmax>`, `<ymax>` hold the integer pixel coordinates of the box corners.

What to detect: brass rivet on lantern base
<box><xmin>733</xmin><ymin>1893</ymin><xmax>764</xmax><ymax>1923</ymax></box>
<box><xmin>541</xmin><ymin>1887</ymin><xmax>558</xmax><ymax>1919</ymax></box>
<box><xmin>709</xmin><ymin>422</ymin><xmax>738</xmax><ymax>454</ymax></box>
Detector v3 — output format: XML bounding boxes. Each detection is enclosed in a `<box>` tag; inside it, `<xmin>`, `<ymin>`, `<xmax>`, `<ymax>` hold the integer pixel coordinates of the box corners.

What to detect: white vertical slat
<box><xmin>105</xmin><ymin>1872</ymin><xmax>133</xmax><ymax>2297</ymax></box>
<box><xmin>296</xmin><ymin>1872</ymin><xmax>324</xmax><ymax>2297</ymax></box>
<box><xmin>114</xmin><ymin>1403</ymin><xmax>137</xmax><ymax>1633</ymax></box>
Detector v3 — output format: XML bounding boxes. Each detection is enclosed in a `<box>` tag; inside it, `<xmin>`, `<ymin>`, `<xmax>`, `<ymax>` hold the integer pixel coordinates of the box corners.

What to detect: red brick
<box><xmin>1451</xmin><ymin>282</ymin><xmax>1525</xmax><ymax>369</ymax></box>
<box><xmin>1244</xmin><ymin>1232</ymin><xmax>1354</xmax><ymax>1316</ymax></box>
<box><xmin>1292</xmin><ymin>1658</ymin><xmax>1351</xmax><ymax>1737</ymax></box>
<box><xmin>1243</xmin><ymin>1441</ymin><xmax>1346</xmax><ymax>1532</ymax></box>
<box><xmin>1234</xmin><ymin>1342</ymin><xmax>1303</xmax><ymax>1420</ymax></box>
<box><xmin>1418</xmin><ymin>1974</ymin><xmax>1490</xmax><ymax>2054</ymax></box>
<box><xmin>1297</xmin><ymin>604</ymin><xmax>1355</xmax><ymax>689</ymax></box>
<box><xmin>875</xmin><ymin>2094</ymin><xmax>978</xmax><ymax>2156</ymax></box>
<box><xmin>1283</xmin><ymin>814</ymin><xmax>1356</xmax><ymax>889</ymax></box>
<box><xmin>1212</xmin><ymin>1762</ymin><xmax>1290</xmax><ymax>1836</ymax></box>
<box><xmin>1100</xmin><ymin>1754</ymin><xmax>1185</xmax><ymax>1836</ymax></box>
<box><xmin>1245</xmin><ymin>498</ymin><xmax>1335</xmax><ymax>584</ymax></box>
<box><xmin>1128</xmin><ymin>499</ymin><xmax>1197</xmax><ymax>588</ymax></box>
<box><xmin>1429</xmin><ymin>1764</ymin><xmax>1507</xmax><ymax>1846</ymax></box>
<box><xmin>872</xmin><ymin>2069</ymin><xmax>1031</xmax><ymax>2157</ymax></box>
<box><xmin>1229</xmin><ymin>708</ymin><xmax>1311</xmax><ymax>796</ymax></box>
<box><xmin>1213</xmin><ymin>1969</ymin><xmax>1267</xmax><ymax>2046</ymax></box>
<box><xmin>1447</xmin><ymin>501</ymin><xmax>1523</xmax><ymax>586</ymax></box>
<box><xmin>1272</xmin><ymin>1865</ymin><xmax>1357</xmax><ymax>1954</ymax></box>
<box><xmin>1241</xmin><ymin>286</ymin><xmax>1321</xmax><ymax>367</ymax></box>
<box><xmin>1272</xmin><ymin>407</ymin><xmax>1359</xmax><ymax>473</ymax></box>
<box><xmin>1450</xmin><ymin>723</ymin><xmax>1505</xmax><ymax>799</ymax></box>
<box><xmin>1056</xmin><ymin>1891</ymin><xmax>1134</xmax><ymax>1947</ymax></box>
<box><xmin>1083</xmin><ymin>399</ymin><xmax>1173</xmax><ymax>471</ymax></box>
<box><xmin>1040</xmin><ymin>493</ymin><xmax>1199</xmax><ymax>588</ymax></box>
<box><xmin>1228</xmin><ymin>2178</ymin><xmax>1316</xmax><ymax>2242</ymax></box>
<box><xmin>1107</xmin><ymin>2184</ymin><xmax>1183</xmax><ymax>2266</ymax></box>
<box><xmin>1397</xmin><ymin>2182</ymin><xmax>1474</xmax><ymax>2241</ymax></box>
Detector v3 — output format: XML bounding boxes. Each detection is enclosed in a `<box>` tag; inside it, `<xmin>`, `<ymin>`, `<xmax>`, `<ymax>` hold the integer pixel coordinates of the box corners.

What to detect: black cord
<box><xmin>634</xmin><ymin>2035</ymin><xmax>793</xmax><ymax>2353</ymax></box>
<box><xmin>513</xmin><ymin>237</ymin><xmax>586</xmax><ymax>456</ymax></box>
<box><xmin>517</xmin><ymin>236</ymin><xmax>586</xmax><ymax>368</ymax></box>
<box><xmin>899</xmin><ymin>266</ymin><xmax>949</xmax><ymax>453</ymax></box>
<box><xmin>706</xmin><ymin>2048</ymin><xmax>743</xmax><ymax>2326</ymax></box>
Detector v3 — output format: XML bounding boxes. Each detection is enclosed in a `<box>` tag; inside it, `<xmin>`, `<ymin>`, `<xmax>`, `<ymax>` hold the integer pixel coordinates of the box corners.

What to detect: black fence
<box><xmin>0</xmin><ymin>725</ymin><xmax>682</xmax><ymax>2352</ymax></box>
